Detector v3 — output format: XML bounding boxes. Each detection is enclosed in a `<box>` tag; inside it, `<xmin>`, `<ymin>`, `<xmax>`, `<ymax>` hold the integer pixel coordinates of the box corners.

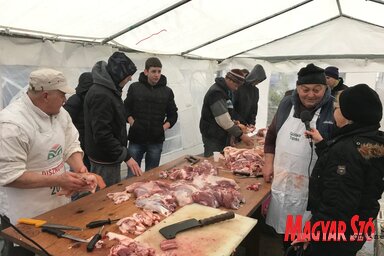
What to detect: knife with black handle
<box><xmin>87</xmin><ymin>226</ymin><xmax>104</xmax><ymax>252</ymax></box>
<box><xmin>41</xmin><ymin>227</ymin><xmax>88</xmax><ymax>243</ymax></box>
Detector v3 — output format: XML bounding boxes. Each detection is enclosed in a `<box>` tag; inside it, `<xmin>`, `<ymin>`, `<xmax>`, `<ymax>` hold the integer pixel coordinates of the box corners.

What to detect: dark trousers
<box><xmin>202</xmin><ymin>136</ymin><xmax>227</xmax><ymax>157</ymax></box>
<box><xmin>127</xmin><ymin>143</ymin><xmax>163</xmax><ymax>178</ymax></box>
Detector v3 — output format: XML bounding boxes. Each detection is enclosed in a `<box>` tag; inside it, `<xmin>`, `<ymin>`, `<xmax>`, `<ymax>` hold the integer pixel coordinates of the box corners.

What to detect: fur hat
<box><xmin>226</xmin><ymin>69</ymin><xmax>245</xmax><ymax>84</ymax></box>
<box><xmin>339</xmin><ymin>83</ymin><xmax>383</xmax><ymax>125</ymax></box>
<box><xmin>296</xmin><ymin>63</ymin><xmax>326</xmax><ymax>86</ymax></box>
<box><xmin>107</xmin><ymin>52</ymin><xmax>137</xmax><ymax>85</ymax></box>
<box><xmin>324</xmin><ymin>66</ymin><xmax>339</xmax><ymax>79</ymax></box>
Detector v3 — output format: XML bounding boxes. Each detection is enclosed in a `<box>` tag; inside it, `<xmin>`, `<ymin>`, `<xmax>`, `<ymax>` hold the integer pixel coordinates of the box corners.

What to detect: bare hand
<box><xmin>58</xmin><ymin>172</ymin><xmax>89</xmax><ymax>192</ymax></box>
<box><xmin>262</xmin><ymin>164</ymin><xmax>274</xmax><ymax>183</ymax></box>
<box><xmin>240</xmin><ymin>134</ymin><xmax>254</xmax><ymax>147</ymax></box>
<box><xmin>126</xmin><ymin>158</ymin><xmax>143</xmax><ymax>176</ymax></box>
<box><xmin>291</xmin><ymin>238</ymin><xmax>309</xmax><ymax>250</ymax></box>
<box><xmin>305</xmin><ymin>128</ymin><xmax>323</xmax><ymax>144</ymax></box>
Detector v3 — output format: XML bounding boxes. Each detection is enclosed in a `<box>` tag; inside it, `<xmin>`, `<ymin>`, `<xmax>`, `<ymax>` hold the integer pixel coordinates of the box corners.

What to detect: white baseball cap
<box><xmin>29</xmin><ymin>68</ymin><xmax>75</xmax><ymax>94</ymax></box>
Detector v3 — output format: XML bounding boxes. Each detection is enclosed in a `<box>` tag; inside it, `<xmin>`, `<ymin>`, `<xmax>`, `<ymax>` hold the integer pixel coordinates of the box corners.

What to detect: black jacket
<box><xmin>308</xmin><ymin>123</ymin><xmax>384</xmax><ymax>251</ymax></box>
<box><xmin>331</xmin><ymin>77</ymin><xmax>348</xmax><ymax>96</ymax></box>
<box><xmin>233</xmin><ymin>65</ymin><xmax>266</xmax><ymax>125</ymax></box>
<box><xmin>200</xmin><ymin>77</ymin><xmax>242</xmax><ymax>144</ymax></box>
<box><xmin>83</xmin><ymin>61</ymin><xmax>131</xmax><ymax>163</ymax></box>
<box><xmin>63</xmin><ymin>72</ymin><xmax>93</xmax><ymax>150</ymax></box>
<box><xmin>124</xmin><ymin>72</ymin><xmax>178</xmax><ymax>144</ymax></box>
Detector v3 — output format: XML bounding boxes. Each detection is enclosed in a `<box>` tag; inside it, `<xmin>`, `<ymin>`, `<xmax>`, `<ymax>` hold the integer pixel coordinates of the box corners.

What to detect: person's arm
<box><xmin>124</xmin><ymin>85</ymin><xmax>134</xmax><ymax>123</ymax></box>
<box><xmin>163</xmin><ymin>89</ymin><xmax>178</xmax><ymax>130</ymax></box>
<box><xmin>6</xmin><ymin>171</ymin><xmax>88</xmax><ymax>191</ymax></box>
<box><xmin>247</xmin><ymin>88</ymin><xmax>259</xmax><ymax>126</ymax></box>
<box><xmin>66</xmin><ymin>152</ymin><xmax>87</xmax><ymax>173</ymax></box>
<box><xmin>262</xmin><ymin>153</ymin><xmax>274</xmax><ymax>183</ymax></box>
<box><xmin>63</xmin><ymin>95</ymin><xmax>81</xmax><ymax>123</ymax></box>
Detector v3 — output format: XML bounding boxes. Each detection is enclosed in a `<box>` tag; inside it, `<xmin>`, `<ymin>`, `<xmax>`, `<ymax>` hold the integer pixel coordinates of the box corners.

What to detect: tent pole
<box><xmin>101</xmin><ymin>0</ymin><xmax>191</xmax><ymax>45</ymax></box>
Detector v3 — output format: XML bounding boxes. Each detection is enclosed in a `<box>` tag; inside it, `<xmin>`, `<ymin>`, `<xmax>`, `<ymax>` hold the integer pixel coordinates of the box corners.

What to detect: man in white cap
<box><xmin>0</xmin><ymin>68</ymin><xmax>93</xmax><ymax>221</ymax></box>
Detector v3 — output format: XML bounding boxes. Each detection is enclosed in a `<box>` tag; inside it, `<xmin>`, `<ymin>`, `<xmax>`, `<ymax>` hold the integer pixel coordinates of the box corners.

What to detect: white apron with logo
<box><xmin>266</xmin><ymin>107</ymin><xmax>320</xmax><ymax>233</ymax></box>
<box><xmin>0</xmin><ymin>95</ymin><xmax>70</xmax><ymax>223</ymax></box>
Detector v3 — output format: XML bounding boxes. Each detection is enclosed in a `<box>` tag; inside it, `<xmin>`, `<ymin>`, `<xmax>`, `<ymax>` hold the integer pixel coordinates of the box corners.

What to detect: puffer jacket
<box><xmin>124</xmin><ymin>72</ymin><xmax>178</xmax><ymax>144</ymax></box>
<box><xmin>308</xmin><ymin>123</ymin><xmax>384</xmax><ymax>251</ymax></box>
<box><xmin>83</xmin><ymin>61</ymin><xmax>130</xmax><ymax>163</ymax></box>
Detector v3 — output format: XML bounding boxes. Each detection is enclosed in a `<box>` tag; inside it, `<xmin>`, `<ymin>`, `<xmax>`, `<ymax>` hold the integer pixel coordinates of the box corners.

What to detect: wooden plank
<box><xmin>0</xmin><ymin>154</ymin><xmax>270</xmax><ymax>256</ymax></box>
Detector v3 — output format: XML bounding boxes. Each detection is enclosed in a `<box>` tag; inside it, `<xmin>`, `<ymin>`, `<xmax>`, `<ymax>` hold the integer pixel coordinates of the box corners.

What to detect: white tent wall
<box><xmin>0</xmin><ymin>36</ymin><xmax>219</xmax><ymax>170</ymax></box>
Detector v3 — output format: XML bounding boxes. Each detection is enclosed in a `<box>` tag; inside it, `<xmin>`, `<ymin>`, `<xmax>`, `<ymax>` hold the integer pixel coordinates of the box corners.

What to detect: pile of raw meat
<box><xmin>223</xmin><ymin>146</ymin><xmax>265</xmax><ymax>176</ymax></box>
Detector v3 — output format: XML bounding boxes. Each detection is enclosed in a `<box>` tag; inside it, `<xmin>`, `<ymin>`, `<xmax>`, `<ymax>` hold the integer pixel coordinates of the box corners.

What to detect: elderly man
<box><xmin>262</xmin><ymin>63</ymin><xmax>335</xmax><ymax>255</ymax></box>
<box><xmin>0</xmin><ymin>69</ymin><xmax>92</xmax><ymax>255</ymax></box>
<box><xmin>199</xmin><ymin>69</ymin><xmax>254</xmax><ymax>157</ymax></box>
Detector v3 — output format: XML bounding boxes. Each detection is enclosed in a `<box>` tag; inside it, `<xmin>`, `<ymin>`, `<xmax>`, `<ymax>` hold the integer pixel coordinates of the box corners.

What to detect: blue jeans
<box><xmin>127</xmin><ymin>143</ymin><xmax>163</xmax><ymax>177</ymax></box>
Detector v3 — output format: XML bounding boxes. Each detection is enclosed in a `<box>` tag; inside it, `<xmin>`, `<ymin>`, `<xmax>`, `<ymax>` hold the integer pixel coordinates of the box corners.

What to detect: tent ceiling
<box><xmin>0</xmin><ymin>0</ymin><xmax>383</xmax><ymax>60</ymax></box>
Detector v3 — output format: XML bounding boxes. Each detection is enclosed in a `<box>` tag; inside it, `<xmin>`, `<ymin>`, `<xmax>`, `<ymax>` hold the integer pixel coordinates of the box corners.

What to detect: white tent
<box><xmin>0</xmin><ymin>0</ymin><xmax>383</xmax><ymax>162</ymax></box>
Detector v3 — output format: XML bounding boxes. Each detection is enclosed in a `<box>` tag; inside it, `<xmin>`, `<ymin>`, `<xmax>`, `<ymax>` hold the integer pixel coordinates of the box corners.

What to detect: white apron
<box><xmin>266</xmin><ymin>107</ymin><xmax>320</xmax><ymax>233</ymax></box>
<box><xmin>0</xmin><ymin>95</ymin><xmax>70</xmax><ymax>223</ymax></box>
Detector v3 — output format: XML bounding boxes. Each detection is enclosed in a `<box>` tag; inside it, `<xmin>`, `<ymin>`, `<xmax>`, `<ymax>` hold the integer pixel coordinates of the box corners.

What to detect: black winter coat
<box><xmin>83</xmin><ymin>61</ymin><xmax>131</xmax><ymax>163</ymax></box>
<box><xmin>124</xmin><ymin>72</ymin><xmax>178</xmax><ymax>144</ymax></box>
<box><xmin>308</xmin><ymin>124</ymin><xmax>384</xmax><ymax>253</ymax></box>
<box><xmin>64</xmin><ymin>73</ymin><xmax>93</xmax><ymax>150</ymax></box>
<box><xmin>233</xmin><ymin>83</ymin><xmax>259</xmax><ymax>125</ymax></box>
<box><xmin>331</xmin><ymin>77</ymin><xmax>348</xmax><ymax>96</ymax></box>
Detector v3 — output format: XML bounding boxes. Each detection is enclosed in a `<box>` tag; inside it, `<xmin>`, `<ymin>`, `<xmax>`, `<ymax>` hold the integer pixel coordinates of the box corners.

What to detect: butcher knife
<box><xmin>41</xmin><ymin>227</ymin><xmax>88</xmax><ymax>243</ymax></box>
<box><xmin>159</xmin><ymin>211</ymin><xmax>235</xmax><ymax>239</ymax></box>
<box><xmin>18</xmin><ymin>218</ymin><xmax>82</xmax><ymax>230</ymax></box>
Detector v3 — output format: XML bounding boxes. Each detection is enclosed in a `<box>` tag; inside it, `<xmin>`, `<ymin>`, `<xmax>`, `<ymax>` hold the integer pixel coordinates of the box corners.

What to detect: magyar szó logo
<box><xmin>47</xmin><ymin>144</ymin><xmax>63</xmax><ymax>159</ymax></box>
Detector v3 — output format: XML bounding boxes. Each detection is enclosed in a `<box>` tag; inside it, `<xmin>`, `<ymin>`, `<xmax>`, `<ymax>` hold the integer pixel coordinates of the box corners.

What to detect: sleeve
<box><xmin>209</xmin><ymin>93</ymin><xmax>242</xmax><ymax>138</ymax></box>
<box><xmin>89</xmin><ymin>93</ymin><xmax>126</xmax><ymax>160</ymax></box>
<box><xmin>264</xmin><ymin>114</ymin><xmax>277</xmax><ymax>154</ymax></box>
<box><xmin>123</xmin><ymin>85</ymin><xmax>134</xmax><ymax>120</ymax></box>
<box><xmin>62</xmin><ymin>110</ymin><xmax>83</xmax><ymax>161</ymax></box>
<box><xmin>248</xmin><ymin>88</ymin><xmax>259</xmax><ymax>126</ymax></box>
<box><xmin>164</xmin><ymin>89</ymin><xmax>178</xmax><ymax>127</ymax></box>
<box><xmin>312</xmin><ymin>149</ymin><xmax>365</xmax><ymax>222</ymax></box>
<box><xmin>0</xmin><ymin>123</ymin><xmax>29</xmax><ymax>185</ymax></box>
<box><xmin>63</xmin><ymin>95</ymin><xmax>81</xmax><ymax>123</ymax></box>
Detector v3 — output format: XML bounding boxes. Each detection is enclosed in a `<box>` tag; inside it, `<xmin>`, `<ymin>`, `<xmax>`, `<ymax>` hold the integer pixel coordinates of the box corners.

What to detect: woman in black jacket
<box><xmin>304</xmin><ymin>84</ymin><xmax>384</xmax><ymax>256</ymax></box>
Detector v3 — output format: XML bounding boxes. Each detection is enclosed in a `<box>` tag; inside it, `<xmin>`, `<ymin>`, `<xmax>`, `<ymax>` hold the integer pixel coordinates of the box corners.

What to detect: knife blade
<box><xmin>159</xmin><ymin>211</ymin><xmax>235</xmax><ymax>239</ymax></box>
<box><xmin>18</xmin><ymin>218</ymin><xmax>82</xmax><ymax>230</ymax></box>
<box><xmin>41</xmin><ymin>227</ymin><xmax>88</xmax><ymax>243</ymax></box>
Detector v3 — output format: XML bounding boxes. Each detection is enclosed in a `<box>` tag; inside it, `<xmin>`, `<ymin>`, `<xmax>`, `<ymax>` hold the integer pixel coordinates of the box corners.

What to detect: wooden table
<box><xmin>0</xmin><ymin>155</ymin><xmax>271</xmax><ymax>256</ymax></box>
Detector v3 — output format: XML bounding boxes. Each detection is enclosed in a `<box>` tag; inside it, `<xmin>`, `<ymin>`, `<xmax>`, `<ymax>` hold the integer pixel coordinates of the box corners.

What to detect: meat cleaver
<box><xmin>159</xmin><ymin>211</ymin><xmax>235</xmax><ymax>239</ymax></box>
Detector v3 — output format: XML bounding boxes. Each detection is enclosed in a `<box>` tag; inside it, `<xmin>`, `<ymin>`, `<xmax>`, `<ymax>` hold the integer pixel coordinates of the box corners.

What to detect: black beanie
<box><xmin>296</xmin><ymin>63</ymin><xmax>326</xmax><ymax>86</ymax></box>
<box><xmin>106</xmin><ymin>52</ymin><xmax>137</xmax><ymax>85</ymax></box>
<box><xmin>324</xmin><ymin>66</ymin><xmax>339</xmax><ymax>79</ymax></box>
<box><xmin>339</xmin><ymin>83</ymin><xmax>383</xmax><ymax>125</ymax></box>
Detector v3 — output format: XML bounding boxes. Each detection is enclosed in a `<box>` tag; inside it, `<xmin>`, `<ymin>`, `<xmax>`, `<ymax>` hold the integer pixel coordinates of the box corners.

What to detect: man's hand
<box><xmin>163</xmin><ymin>122</ymin><xmax>171</xmax><ymax>131</ymax></box>
<box><xmin>126</xmin><ymin>158</ymin><xmax>143</xmax><ymax>177</ymax></box>
<box><xmin>262</xmin><ymin>153</ymin><xmax>275</xmax><ymax>183</ymax></box>
<box><xmin>57</xmin><ymin>172</ymin><xmax>89</xmax><ymax>192</ymax></box>
<box><xmin>240</xmin><ymin>133</ymin><xmax>254</xmax><ymax>147</ymax></box>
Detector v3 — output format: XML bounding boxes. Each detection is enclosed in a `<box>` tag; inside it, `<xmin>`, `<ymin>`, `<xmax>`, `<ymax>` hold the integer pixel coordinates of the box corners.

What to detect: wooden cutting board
<box><xmin>135</xmin><ymin>204</ymin><xmax>257</xmax><ymax>256</ymax></box>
